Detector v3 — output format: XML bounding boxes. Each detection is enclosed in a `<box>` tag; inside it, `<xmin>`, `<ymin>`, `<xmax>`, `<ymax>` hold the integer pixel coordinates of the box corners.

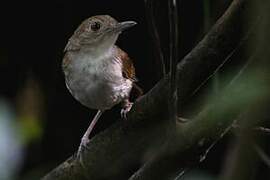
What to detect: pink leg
<box><xmin>77</xmin><ymin>110</ymin><xmax>103</xmax><ymax>156</ymax></box>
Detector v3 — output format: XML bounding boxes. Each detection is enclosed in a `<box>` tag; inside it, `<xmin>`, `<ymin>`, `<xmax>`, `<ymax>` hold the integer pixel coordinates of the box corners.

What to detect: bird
<box><xmin>62</xmin><ymin>15</ymin><xmax>143</xmax><ymax>155</ymax></box>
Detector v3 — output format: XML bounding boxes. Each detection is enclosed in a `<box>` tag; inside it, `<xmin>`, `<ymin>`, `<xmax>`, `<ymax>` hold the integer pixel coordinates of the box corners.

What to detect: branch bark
<box><xmin>129</xmin><ymin>56</ymin><xmax>269</xmax><ymax>180</ymax></box>
<box><xmin>42</xmin><ymin>0</ymin><xmax>261</xmax><ymax>179</ymax></box>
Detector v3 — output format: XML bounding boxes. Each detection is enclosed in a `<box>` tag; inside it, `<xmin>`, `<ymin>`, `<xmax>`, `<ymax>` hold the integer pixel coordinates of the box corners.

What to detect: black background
<box><xmin>2</xmin><ymin>0</ymin><xmax>265</xmax><ymax>179</ymax></box>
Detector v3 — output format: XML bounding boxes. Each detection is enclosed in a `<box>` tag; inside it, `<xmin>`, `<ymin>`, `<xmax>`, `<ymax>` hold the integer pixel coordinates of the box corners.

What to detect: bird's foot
<box><xmin>121</xmin><ymin>102</ymin><xmax>133</xmax><ymax>119</ymax></box>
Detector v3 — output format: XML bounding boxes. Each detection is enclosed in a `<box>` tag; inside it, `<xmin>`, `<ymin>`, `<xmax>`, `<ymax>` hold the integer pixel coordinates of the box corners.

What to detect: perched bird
<box><xmin>62</xmin><ymin>15</ymin><xmax>142</xmax><ymax>155</ymax></box>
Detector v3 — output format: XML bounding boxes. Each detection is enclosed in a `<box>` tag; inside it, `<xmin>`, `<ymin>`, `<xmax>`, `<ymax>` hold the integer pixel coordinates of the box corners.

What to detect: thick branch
<box><xmin>42</xmin><ymin>0</ymin><xmax>258</xmax><ymax>179</ymax></box>
<box><xmin>129</xmin><ymin>56</ymin><xmax>269</xmax><ymax>180</ymax></box>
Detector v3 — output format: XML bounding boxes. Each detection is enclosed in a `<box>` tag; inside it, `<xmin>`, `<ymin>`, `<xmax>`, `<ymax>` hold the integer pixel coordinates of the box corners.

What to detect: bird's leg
<box><xmin>121</xmin><ymin>99</ymin><xmax>133</xmax><ymax>119</ymax></box>
<box><xmin>120</xmin><ymin>83</ymin><xmax>143</xmax><ymax>120</ymax></box>
<box><xmin>77</xmin><ymin>110</ymin><xmax>103</xmax><ymax>156</ymax></box>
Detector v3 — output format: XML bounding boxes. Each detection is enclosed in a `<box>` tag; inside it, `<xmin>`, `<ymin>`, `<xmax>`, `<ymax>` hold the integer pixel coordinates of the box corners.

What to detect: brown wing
<box><xmin>115</xmin><ymin>46</ymin><xmax>137</xmax><ymax>82</ymax></box>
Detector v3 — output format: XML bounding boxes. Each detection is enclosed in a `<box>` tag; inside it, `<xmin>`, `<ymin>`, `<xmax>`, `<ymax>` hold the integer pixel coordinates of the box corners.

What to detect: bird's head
<box><xmin>65</xmin><ymin>15</ymin><xmax>137</xmax><ymax>52</ymax></box>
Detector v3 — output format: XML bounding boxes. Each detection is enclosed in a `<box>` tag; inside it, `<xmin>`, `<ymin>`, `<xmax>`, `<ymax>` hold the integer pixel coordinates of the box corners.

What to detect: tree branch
<box><xmin>42</xmin><ymin>0</ymin><xmax>260</xmax><ymax>179</ymax></box>
<box><xmin>129</xmin><ymin>36</ymin><xmax>267</xmax><ymax>180</ymax></box>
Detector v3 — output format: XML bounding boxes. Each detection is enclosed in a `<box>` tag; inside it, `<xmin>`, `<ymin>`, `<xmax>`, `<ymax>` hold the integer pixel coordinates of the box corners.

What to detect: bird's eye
<box><xmin>90</xmin><ymin>22</ymin><xmax>101</xmax><ymax>31</ymax></box>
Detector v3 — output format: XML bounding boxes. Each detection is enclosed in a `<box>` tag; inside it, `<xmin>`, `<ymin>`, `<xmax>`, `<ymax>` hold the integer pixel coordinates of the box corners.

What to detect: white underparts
<box><xmin>65</xmin><ymin>48</ymin><xmax>132</xmax><ymax>110</ymax></box>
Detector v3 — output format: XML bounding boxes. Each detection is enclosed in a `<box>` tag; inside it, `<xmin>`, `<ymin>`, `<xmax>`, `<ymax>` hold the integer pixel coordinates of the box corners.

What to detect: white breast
<box><xmin>64</xmin><ymin>50</ymin><xmax>132</xmax><ymax>110</ymax></box>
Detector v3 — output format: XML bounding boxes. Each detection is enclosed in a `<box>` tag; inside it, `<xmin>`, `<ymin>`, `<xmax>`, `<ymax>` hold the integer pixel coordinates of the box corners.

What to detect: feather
<box><xmin>114</xmin><ymin>46</ymin><xmax>137</xmax><ymax>82</ymax></box>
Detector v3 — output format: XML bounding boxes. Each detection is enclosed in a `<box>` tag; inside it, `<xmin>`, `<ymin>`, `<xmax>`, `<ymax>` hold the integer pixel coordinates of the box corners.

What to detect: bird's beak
<box><xmin>115</xmin><ymin>21</ymin><xmax>137</xmax><ymax>32</ymax></box>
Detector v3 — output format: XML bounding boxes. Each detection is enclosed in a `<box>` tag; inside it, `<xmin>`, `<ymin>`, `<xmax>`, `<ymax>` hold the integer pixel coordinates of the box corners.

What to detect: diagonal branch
<box><xmin>42</xmin><ymin>0</ymin><xmax>260</xmax><ymax>179</ymax></box>
<box><xmin>129</xmin><ymin>47</ymin><xmax>267</xmax><ymax>180</ymax></box>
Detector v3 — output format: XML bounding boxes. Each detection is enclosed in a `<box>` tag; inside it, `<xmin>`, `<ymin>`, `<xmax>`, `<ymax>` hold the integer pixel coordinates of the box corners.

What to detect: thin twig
<box><xmin>253</xmin><ymin>144</ymin><xmax>270</xmax><ymax>168</ymax></box>
<box><xmin>176</xmin><ymin>121</ymin><xmax>234</xmax><ymax>180</ymax></box>
<box><xmin>254</xmin><ymin>127</ymin><xmax>270</xmax><ymax>134</ymax></box>
<box><xmin>144</xmin><ymin>0</ymin><xmax>166</xmax><ymax>77</ymax></box>
<box><xmin>190</xmin><ymin>26</ymin><xmax>256</xmax><ymax>98</ymax></box>
<box><xmin>232</xmin><ymin>124</ymin><xmax>270</xmax><ymax>134</ymax></box>
<box><xmin>174</xmin><ymin>168</ymin><xmax>188</xmax><ymax>180</ymax></box>
<box><xmin>168</xmin><ymin>0</ymin><xmax>179</xmax><ymax>126</ymax></box>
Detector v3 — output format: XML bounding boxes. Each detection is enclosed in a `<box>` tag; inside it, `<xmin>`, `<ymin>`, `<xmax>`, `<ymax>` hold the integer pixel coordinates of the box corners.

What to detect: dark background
<box><xmin>1</xmin><ymin>0</ymin><xmax>268</xmax><ymax>179</ymax></box>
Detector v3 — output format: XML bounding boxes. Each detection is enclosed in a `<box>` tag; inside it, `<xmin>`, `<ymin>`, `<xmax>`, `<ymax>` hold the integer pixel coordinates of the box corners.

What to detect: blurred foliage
<box><xmin>16</xmin><ymin>76</ymin><xmax>44</xmax><ymax>145</ymax></box>
<box><xmin>0</xmin><ymin>74</ymin><xmax>45</xmax><ymax>179</ymax></box>
<box><xmin>0</xmin><ymin>100</ymin><xmax>24</xmax><ymax>180</ymax></box>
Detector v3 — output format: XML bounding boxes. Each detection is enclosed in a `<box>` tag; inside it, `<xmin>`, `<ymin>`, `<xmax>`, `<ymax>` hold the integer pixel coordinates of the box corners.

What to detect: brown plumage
<box><xmin>116</xmin><ymin>46</ymin><xmax>136</xmax><ymax>81</ymax></box>
<box><xmin>115</xmin><ymin>46</ymin><xmax>143</xmax><ymax>100</ymax></box>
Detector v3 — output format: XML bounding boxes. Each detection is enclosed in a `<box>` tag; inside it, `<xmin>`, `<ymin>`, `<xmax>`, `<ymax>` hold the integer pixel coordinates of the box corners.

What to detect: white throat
<box><xmin>80</xmin><ymin>33</ymin><xmax>119</xmax><ymax>59</ymax></box>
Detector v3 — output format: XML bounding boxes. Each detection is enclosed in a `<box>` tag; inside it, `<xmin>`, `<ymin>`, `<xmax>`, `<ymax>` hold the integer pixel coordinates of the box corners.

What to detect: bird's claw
<box><xmin>121</xmin><ymin>102</ymin><xmax>133</xmax><ymax>119</ymax></box>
